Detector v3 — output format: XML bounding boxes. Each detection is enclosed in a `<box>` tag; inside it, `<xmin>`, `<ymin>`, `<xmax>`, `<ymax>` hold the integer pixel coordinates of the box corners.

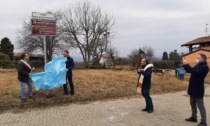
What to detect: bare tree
<box><xmin>17</xmin><ymin>13</ymin><xmax>68</xmax><ymax>62</ymax></box>
<box><xmin>58</xmin><ymin>1</ymin><xmax>115</xmax><ymax>68</ymax></box>
<box><xmin>128</xmin><ymin>49</ymin><xmax>139</xmax><ymax>69</ymax></box>
<box><xmin>107</xmin><ymin>45</ymin><xmax>119</xmax><ymax>68</ymax></box>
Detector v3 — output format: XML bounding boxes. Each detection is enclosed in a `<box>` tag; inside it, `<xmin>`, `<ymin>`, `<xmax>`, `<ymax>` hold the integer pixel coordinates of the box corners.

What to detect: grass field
<box><xmin>0</xmin><ymin>68</ymin><xmax>195</xmax><ymax>113</ymax></box>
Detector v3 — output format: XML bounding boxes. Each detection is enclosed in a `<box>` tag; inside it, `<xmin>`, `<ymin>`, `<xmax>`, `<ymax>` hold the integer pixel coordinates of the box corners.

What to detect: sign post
<box><xmin>43</xmin><ymin>37</ymin><xmax>47</xmax><ymax>64</ymax></box>
<box><xmin>31</xmin><ymin>12</ymin><xmax>56</xmax><ymax>64</ymax></box>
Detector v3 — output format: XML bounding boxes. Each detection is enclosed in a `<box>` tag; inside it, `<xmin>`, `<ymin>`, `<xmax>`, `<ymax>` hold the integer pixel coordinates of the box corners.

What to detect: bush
<box><xmin>0</xmin><ymin>54</ymin><xmax>13</xmax><ymax>68</ymax></box>
<box><xmin>0</xmin><ymin>53</ymin><xmax>10</xmax><ymax>60</ymax></box>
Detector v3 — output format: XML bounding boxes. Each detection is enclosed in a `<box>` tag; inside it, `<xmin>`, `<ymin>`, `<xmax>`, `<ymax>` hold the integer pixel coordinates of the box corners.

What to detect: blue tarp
<box><xmin>31</xmin><ymin>57</ymin><xmax>67</xmax><ymax>90</ymax></box>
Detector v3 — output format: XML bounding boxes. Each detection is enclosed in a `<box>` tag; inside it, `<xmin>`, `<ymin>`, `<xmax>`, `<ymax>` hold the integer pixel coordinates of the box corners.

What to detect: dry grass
<box><xmin>0</xmin><ymin>68</ymin><xmax>188</xmax><ymax>113</ymax></box>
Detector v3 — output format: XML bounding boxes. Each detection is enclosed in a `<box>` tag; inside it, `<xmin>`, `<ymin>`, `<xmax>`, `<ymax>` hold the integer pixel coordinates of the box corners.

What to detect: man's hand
<box><xmin>182</xmin><ymin>59</ymin><xmax>188</xmax><ymax>65</ymax></box>
<box><xmin>32</xmin><ymin>67</ymin><xmax>35</xmax><ymax>71</ymax></box>
<box><xmin>137</xmin><ymin>69</ymin><xmax>143</xmax><ymax>73</ymax></box>
<box><xmin>66</xmin><ymin>68</ymin><xmax>68</xmax><ymax>71</ymax></box>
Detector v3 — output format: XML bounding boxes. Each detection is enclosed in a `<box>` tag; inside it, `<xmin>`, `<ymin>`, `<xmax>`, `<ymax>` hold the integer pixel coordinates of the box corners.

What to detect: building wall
<box><xmin>182</xmin><ymin>50</ymin><xmax>210</xmax><ymax>68</ymax></box>
<box><xmin>201</xmin><ymin>46</ymin><xmax>210</xmax><ymax>50</ymax></box>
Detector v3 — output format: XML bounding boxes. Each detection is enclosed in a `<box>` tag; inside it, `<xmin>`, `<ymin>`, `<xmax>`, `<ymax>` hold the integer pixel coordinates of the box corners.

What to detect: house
<box><xmin>99</xmin><ymin>52</ymin><xmax>113</xmax><ymax>67</ymax></box>
<box><xmin>13</xmin><ymin>52</ymin><xmax>44</xmax><ymax>68</ymax></box>
<box><xmin>181</xmin><ymin>36</ymin><xmax>210</xmax><ymax>68</ymax></box>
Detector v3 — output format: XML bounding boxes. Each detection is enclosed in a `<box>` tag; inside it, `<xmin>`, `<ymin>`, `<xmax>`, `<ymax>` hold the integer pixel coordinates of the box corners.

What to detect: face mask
<box><xmin>195</xmin><ymin>59</ymin><xmax>200</xmax><ymax>64</ymax></box>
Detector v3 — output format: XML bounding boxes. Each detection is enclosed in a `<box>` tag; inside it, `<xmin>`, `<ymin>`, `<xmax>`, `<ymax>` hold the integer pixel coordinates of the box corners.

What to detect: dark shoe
<box><xmin>147</xmin><ymin>109</ymin><xmax>154</xmax><ymax>113</ymax></box>
<box><xmin>142</xmin><ymin>108</ymin><xmax>148</xmax><ymax>112</ymax></box>
<box><xmin>197</xmin><ymin>122</ymin><xmax>207</xmax><ymax>126</ymax></box>
<box><xmin>185</xmin><ymin>117</ymin><xmax>197</xmax><ymax>122</ymax></box>
<box><xmin>70</xmin><ymin>92</ymin><xmax>74</xmax><ymax>96</ymax></box>
<box><xmin>21</xmin><ymin>98</ymin><xmax>27</xmax><ymax>102</ymax></box>
<box><xmin>29</xmin><ymin>96</ymin><xmax>35</xmax><ymax>100</ymax></box>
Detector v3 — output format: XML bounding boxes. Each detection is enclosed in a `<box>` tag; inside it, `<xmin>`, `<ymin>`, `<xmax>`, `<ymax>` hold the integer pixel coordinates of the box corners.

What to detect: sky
<box><xmin>0</xmin><ymin>0</ymin><xmax>210</xmax><ymax>60</ymax></box>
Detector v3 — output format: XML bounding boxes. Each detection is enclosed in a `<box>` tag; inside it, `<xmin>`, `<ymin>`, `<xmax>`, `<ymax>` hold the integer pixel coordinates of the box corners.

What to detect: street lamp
<box><xmin>104</xmin><ymin>30</ymin><xmax>109</xmax><ymax>51</ymax></box>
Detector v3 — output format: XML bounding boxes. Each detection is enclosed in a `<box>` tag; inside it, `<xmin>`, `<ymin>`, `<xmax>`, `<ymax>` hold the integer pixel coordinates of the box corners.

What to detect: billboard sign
<box><xmin>31</xmin><ymin>12</ymin><xmax>56</xmax><ymax>36</ymax></box>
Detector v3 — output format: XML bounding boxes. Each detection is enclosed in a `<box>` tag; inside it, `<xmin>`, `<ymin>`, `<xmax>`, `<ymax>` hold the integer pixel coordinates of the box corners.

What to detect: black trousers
<box><xmin>63</xmin><ymin>75</ymin><xmax>74</xmax><ymax>94</ymax></box>
<box><xmin>141</xmin><ymin>89</ymin><xmax>153</xmax><ymax>110</ymax></box>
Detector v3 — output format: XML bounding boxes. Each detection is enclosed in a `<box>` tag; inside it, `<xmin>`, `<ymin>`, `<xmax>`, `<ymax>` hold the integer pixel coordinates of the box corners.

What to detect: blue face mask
<box><xmin>195</xmin><ymin>59</ymin><xmax>200</xmax><ymax>64</ymax></box>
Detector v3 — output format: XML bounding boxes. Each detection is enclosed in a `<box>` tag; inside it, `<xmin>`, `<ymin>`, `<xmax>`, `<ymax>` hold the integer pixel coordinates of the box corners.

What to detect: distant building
<box><xmin>181</xmin><ymin>36</ymin><xmax>210</xmax><ymax>68</ymax></box>
<box><xmin>99</xmin><ymin>52</ymin><xmax>113</xmax><ymax>67</ymax></box>
<box><xmin>13</xmin><ymin>52</ymin><xmax>44</xmax><ymax>61</ymax></box>
<box><xmin>13</xmin><ymin>52</ymin><xmax>44</xmax><ymax>68</ymax></box>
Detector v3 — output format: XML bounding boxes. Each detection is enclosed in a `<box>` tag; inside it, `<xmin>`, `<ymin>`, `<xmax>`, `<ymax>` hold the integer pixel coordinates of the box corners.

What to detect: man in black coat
<box><xmin>63</xmin><ymin>50</ymin><xmax>75</xmax><ymax>95</ymax></box>
<box><xmin>183</xmin><ymin>54</ymin><xmax>209</xmax><ymax>126</ymax></box>
<box><xmin>17</xmin><ymin>53</ymin><xmax>35</xmax><ymax>102</ymax></box>
<box><xmin>137</xmin><ymin>58</ymin><xmax>154</xmax><ymax>113</ymax></box>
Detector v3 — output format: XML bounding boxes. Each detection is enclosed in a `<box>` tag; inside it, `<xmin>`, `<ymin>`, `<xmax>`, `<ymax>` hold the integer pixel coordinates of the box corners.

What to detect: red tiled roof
<box><xmin>181</xmin><ymin>36</ymin><xmax>210</xmax><ymax>47</ymax></box>
<box><xmin>13</xmin><ymin>52</ymin><xmax>22</xmax><ymax>57</ymax></box>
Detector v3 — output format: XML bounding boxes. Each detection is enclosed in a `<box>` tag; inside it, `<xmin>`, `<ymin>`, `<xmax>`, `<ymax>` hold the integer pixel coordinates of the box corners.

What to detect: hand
<box><xmin>182</xmin><ymin>59</ymin><xmax>188</xmax><ymax>65</ymax></box>
<box><xmin>66</xmin><ymin>68</ymin><xmax>68</xmax><ymax>71</ymax></box>
<box><xmin>32</xmin><ymin>67</ymin><xmax>35</xmax><ymax>71</ymax></box>
<box><xmin>138</xmin><ymin>69</ymin><xmax>143</xmax><ymax>72</ymax></box>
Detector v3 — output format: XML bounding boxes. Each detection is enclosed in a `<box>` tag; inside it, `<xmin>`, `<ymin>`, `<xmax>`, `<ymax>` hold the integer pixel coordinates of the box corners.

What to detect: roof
<box><xmin>181</xmin><ymin>48</ymin><xmax>210</xmax><ymax>57</ymax></box>
<box><xmin>139</xmin><ymin>49</ymin><xmax>146</xmax><ymax>54</ymax></box>
<box><xmin>181</xmin><ymin>36</ymin><xmax>210</xmax><ymax>47</ymax></box>
<box><xmin>13</xmin><ymin>52</ymin><xmax>44</xmax><ymax>58</ymax></box>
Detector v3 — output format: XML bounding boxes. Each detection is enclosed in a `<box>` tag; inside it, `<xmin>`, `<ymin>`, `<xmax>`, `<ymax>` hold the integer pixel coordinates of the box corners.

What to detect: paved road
<box><xmin>0</xmin><ymin>85</ymin><xmax>210</xmax><ymax>126</ymax></box>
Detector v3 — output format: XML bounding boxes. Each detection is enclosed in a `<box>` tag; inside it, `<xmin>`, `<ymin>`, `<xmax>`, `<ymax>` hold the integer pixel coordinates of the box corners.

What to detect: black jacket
<box><xmin>65</xmin><ymin>56</ymin><xmax>74</xmax><ymax>76</ymax></box>
<box><xmin>138</xmin><ymin>66</ymin><xmax>153</xmax><ymax>90</ymax></box>
<box><xmin>183</xmin><ymin>61</ymin><xmax>209</xmax><ymax>98</ymax></box>
<box><xmin>17</xmin><ymin>60</ymin><xmax>32</xmax><ymax>82</ymax></box>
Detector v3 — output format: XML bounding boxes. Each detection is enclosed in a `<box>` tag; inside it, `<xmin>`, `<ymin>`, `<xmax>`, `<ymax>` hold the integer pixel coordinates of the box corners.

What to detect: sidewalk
<box><xmin>0</xmin><ymin>85</ymin><xmax>210</xmax><ymax>126</ymax></box>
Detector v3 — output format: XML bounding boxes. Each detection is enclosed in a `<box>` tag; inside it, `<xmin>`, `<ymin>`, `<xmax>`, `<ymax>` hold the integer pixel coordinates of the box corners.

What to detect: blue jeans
<box><xmin>142</xmin><ymin>89</ymin><xmax>153</xmax><ymax>110</ymax></box>
<box><xmin>19</xmin><ymin>78</ymin><xmax>32</xmax><ymax>99</ymax></box>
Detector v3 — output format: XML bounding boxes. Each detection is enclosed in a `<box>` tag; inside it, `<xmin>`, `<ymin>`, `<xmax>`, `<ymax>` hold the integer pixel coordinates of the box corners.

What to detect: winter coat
<box><xmin>183</xmin><ymin>61</ymin><xmax>209</xmax><ymax>98</ymax></box>
<box><xmin>65</xmin><ymin>56</ymin><xmax>74</xmax><ymax>77</ymax></box>
<box><xmin>138</xmin><ymin>66</ymin><xmax>153</xmax><ymax>90</ymax></box>
<box><xmin>17</xmin><ymin>60</ymin><xmax>32</xmax><ymax>82</ymax></box>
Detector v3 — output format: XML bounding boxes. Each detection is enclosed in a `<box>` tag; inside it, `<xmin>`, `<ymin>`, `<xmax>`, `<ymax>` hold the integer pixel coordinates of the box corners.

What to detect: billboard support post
<box><xmin>43</xmin><ymin>36</ymin><xmax>47</xmax><ymax>64</ymax></box>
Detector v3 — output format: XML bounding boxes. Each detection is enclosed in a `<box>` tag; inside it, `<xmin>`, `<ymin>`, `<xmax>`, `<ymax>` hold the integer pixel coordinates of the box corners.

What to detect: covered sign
<box><xmin>31</xmin><ymin>12</ymin><xmax>56</xmax><ymax>36</ymax></box>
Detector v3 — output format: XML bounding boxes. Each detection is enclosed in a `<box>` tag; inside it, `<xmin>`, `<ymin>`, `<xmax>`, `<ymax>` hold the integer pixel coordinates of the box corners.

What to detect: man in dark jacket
<box><xmin>183</xmin><ymin>54</ymin><xmax>209</xmax><ymax>126</ymax></box>
<box><xmin>17</xmin><ymin>53</ymin><xmax>35</xmax><ymax>102</ymax></box>
<box><xmin>137</xmin><ymin>58</ymin><xmax>154</xmax><ymax>113</ymax></box>
<box><xmin>63</xmin><ymin>50</ymin><xmax>75</xmax><ymax>95</ymax></box>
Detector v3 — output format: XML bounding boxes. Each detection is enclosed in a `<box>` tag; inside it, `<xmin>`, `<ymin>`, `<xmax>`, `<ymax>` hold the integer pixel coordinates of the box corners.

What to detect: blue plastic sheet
<box><xmin>31</xmin><ymin>57</ymin><xmax>67</xmax><ymax>90</ymax></box>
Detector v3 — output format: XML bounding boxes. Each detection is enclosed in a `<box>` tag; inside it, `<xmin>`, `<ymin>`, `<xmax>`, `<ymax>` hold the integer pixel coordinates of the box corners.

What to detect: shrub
<box><xmin>0</xmin><ymin>54</ymin><xmax>14</xmax><ymax>68</ymax></box>
<box><xmin>0</xmin><ymin>53</ymin><xmax>10</xmax><ymax>60</ymax></box>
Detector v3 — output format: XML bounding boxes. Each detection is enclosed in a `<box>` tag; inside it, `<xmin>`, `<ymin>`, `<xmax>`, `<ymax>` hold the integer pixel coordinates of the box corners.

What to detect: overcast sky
<box><xmin>0</xmin><ymin>0</ymin><xmax>210</xmax><ymax>59</ymax></box>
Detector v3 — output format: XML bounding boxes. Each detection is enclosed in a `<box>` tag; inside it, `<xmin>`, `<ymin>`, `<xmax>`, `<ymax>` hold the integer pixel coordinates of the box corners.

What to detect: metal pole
<box><xmin>105</xmin><ymin>32</ymin><xmax>107</xmax><ymax>51</ymax></box>
<box><xmin>43</xmin><ymin>36</ymin><xmax>49</xmax><ymax>96</ymax></box>
<box><xmin>43</xmin><ymin>36</ymin><xmax>47</xmax><ymax>64</ymax></box>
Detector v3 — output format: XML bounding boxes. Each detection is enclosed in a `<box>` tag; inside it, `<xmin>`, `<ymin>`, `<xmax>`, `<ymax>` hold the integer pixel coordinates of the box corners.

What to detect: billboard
<box><xmin>31</xmin><ymin>12</ymin><xmax>56</xmax><ymax>36</ymax></box>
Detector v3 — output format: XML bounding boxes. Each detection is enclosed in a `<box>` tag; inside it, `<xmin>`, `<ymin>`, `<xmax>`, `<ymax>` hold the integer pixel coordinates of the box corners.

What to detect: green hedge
<box><xmin>0</xmin><ymin>53</ymin><xmax>10</xmax><ymax>60</ymax></box>
<box><xmin>0</xmin><ymin>54</ymin><xmax>13</xmax><ymax>68</ymax></box>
